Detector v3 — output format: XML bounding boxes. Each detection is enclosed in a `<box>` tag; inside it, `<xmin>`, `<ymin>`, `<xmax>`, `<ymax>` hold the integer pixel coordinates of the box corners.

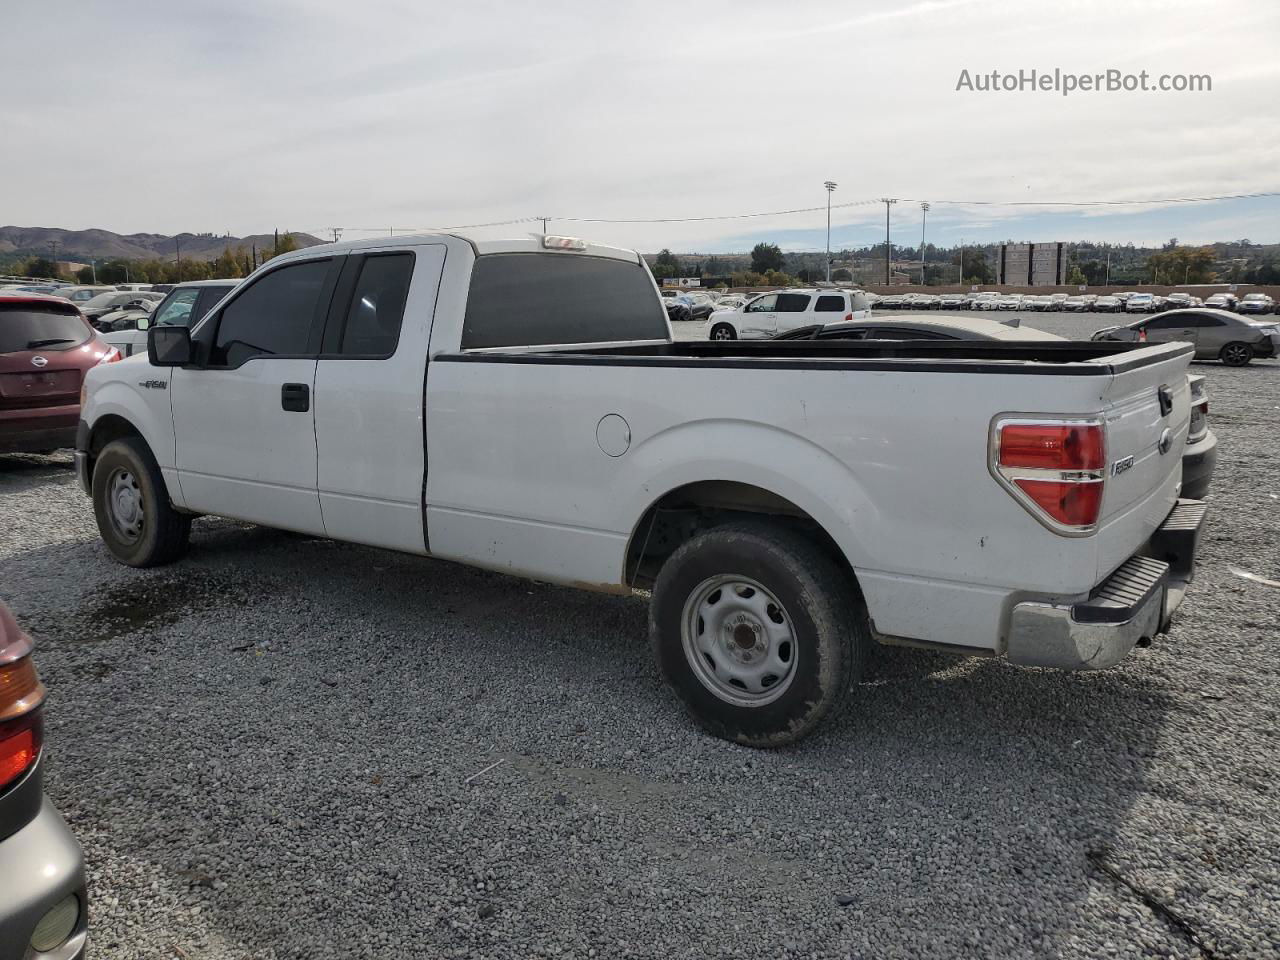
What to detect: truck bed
<box><xmin>439</xmin><ymin>339</ymin><xmax>1192</xmax><ymax>374</ymax></box>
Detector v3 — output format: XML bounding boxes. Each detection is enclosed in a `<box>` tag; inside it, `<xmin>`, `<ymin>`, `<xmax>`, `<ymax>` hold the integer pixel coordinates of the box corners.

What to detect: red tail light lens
<box><xmin>992</xmin><ymin>418</ymin><xmax>1107</xmax><ymax>534</ymax></box>
<box><xmin>999</xmin><ymin>424</ymin><xmax>1106</xmax><ymax>471</ymax></box>
<box><xmin>0</xmin><ymin>604</ymin><xmax>46</xmax><ymax>793</ymax></box>
<box><xmin>0</xmin><ymin>711</ymin><xmax>42</xmax><ymax>792</ymax></box>
<box><xmin>95</xmin><ymin>346</ymin><xmax>123</xmax><ymax>365</ymax></box>
<box><xmin>1013</xmin><ymin>478</ymin><xmax>1105</xmax><ymax>527</ymax></box>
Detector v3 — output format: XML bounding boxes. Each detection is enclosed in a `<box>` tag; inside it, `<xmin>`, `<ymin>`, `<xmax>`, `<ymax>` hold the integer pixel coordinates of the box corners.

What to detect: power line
<box><xmin>299</xmin><ymin>188</ymin><xmax>1280</xmax><ymax>238</ymax></box>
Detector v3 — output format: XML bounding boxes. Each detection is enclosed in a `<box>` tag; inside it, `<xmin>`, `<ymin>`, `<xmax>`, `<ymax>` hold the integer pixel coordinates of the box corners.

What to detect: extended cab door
<box><xmin>312</xmin><ymin>244</ymin><xmax>446</xmax><ymax>553</ymax></box>
<box><xmin>170</xmin><ymin>257</ymin><xmax>338</xmax><ymax>534</ymax></box>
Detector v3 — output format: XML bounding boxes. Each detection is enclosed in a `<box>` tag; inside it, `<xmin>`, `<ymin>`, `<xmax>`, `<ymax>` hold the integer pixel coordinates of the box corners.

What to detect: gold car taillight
<box><xmin>0</xmin><ymin>604</ymin><xmax>46</xmax><ymax>793</ymax></box>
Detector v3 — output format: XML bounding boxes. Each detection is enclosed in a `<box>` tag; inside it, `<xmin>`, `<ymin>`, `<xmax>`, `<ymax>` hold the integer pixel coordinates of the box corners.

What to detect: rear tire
<box><xmin>650</xmin><ymin>521</ymin><xmax>869</xmax><ymax>746</ymax></box>
<box><xmin>710</xmin><ymin>323</ymin><xmax>737</xmax><ymax>341</ymax></box>
<box><xmin>92</xmin><ymin>437</ymin><xmax>191</xmax><ymax>567</ymax></box>
<box><xmin>1219</xmin><ymin>341</ymin><xmax>1253</xmax><ymax>367</ymax></box>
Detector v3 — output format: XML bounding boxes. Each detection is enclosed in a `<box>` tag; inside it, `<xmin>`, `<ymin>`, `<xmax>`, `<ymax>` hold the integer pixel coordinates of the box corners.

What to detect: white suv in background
<box><xmin>705</xmin><ymin>289</ymin><xmax>871</xmax><ymax>340</ymax></box>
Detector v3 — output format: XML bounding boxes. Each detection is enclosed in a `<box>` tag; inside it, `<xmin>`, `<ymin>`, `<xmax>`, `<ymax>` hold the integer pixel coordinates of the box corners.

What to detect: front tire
<box><xmin>92</xmin><ymin>437</ymin><xmax>191</xmax><ymax>567</ymax></box>
<box><xmin>709</xmin><ymin>323</ymin><xmax>737</xmax><ymax>341</ymax></box>
<box><xmin>1219</xmin><ymin>341</ymin><xmax>1253</xmax><ymax>367</ymax></box>
<box><xmin>651</xmin><ymin>521</ymin><xmax>869</xmax><ymax>746</ymax></box>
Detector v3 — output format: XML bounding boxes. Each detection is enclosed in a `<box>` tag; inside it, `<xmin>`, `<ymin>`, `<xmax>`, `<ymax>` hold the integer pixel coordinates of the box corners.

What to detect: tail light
<box><xmin>0</xmin><ymin>604</ymin><xmax>46</xmax><ymax>794</ymax></box>
<box><xmin>95</xmin><ymin>346</ymin><xmax>122</xmax><ymax>365</ymax></box>
<box><xmin>843</xmin><ymin>313</ymin><xmax>853</xmax><ymax>322</ymax></box>
<box><xmin>991</xmin><ymin>418</ymin><xmax>1107</xmax><ymax>535</ymax></box>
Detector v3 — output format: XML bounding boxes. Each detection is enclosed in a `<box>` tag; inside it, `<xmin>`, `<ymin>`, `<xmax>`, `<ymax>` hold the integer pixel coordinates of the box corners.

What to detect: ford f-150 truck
<box><xmin>74</xmin><ymin>233</ymin><xmax>1207</xmax><ymax>746</ymax></box>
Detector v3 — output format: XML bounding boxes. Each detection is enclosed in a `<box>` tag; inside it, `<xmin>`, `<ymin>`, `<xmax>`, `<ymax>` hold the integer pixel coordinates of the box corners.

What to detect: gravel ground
<box><xmin>2</xmin><ymin>312</ymin><xmax>1278</xmax><ymax>959</ymax></box>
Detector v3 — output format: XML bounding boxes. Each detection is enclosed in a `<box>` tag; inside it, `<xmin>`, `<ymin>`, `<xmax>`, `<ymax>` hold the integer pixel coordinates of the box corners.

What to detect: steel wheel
<box><xmin>680</xmin><ymin>574</ymin><xmax>797</xmax><ymax>707</ymax></box>
<box><xmin>1220</xmin><ymin>342</ymin><xmax>1253</xmax><ymax>366</ymax></box>
<box><xmin>106</xmin><ymin>466</ymin><xmax>144</xmax><ymax>544</ymax></box>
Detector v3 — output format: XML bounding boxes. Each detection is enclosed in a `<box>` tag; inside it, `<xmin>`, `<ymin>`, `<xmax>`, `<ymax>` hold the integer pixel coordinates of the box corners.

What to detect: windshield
<box><xmin>0</xmin><ymin>304</ymin><xmax>91</xmax><ymax>353</ymax></box>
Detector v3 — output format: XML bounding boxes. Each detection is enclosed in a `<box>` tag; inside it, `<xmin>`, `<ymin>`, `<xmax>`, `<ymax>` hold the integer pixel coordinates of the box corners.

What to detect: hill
<box><xmin>0</xmin><ymin>225</ymin><xmax>325</xmax><ymax>263</ymax></box>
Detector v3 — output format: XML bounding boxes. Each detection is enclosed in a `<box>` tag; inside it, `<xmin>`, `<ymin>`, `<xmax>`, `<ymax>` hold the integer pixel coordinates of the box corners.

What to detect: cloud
<box><xmin>4</xmin><ymin>0</ymin><xmax>1278</xmax><ymax>251</ymax></box>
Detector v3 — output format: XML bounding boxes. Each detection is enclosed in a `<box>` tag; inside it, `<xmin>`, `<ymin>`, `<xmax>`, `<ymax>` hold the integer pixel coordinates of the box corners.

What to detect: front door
<box><xmin>1142</xmin><ymin>314</ymin><xmax>1198</xmax><ymax>349</ymax></box>
<box><xmin>739</xmin><ymin>294</ymin><xmax>778</xmax><ymax>338</ymax></box>
<box><xmin>171</xmin><ymin>257</ymin><xmax>337</xmax><ymax>534</ymax></box>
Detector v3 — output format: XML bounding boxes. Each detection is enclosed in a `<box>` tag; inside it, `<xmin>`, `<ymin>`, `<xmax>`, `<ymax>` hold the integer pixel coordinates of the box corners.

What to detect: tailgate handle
<box><xmin>1158</xmin><ymin>385</ymin><xmax>1173</xmax><ymax>417</ymax></box>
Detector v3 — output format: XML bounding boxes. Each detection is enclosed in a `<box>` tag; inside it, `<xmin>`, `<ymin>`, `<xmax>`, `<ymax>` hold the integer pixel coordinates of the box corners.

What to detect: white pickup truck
<box><xmin>75</xmin><ymin>233</ymin><xmax>1207</xmax><ymax>746</ymax></box>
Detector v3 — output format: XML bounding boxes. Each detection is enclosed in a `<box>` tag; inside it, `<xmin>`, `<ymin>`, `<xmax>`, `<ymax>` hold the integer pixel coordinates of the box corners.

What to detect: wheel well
<box><xmin>624</xmin><ymin>480</ymin><xmax>854</xmax><ymax>590</ymax></box>
<box><xmin>86</xmin><ymin>415</ymin><xmax>144</xmax><ymax>474</ymax></box>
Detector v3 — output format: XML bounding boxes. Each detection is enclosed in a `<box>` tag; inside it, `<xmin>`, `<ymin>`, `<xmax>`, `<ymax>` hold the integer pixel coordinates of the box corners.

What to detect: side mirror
<box><xmin>148</xmin><ymin>326</ymin><xmax>192</xmax><ymax>366</ymax></box>
<box><xmin>135</xmin><ymin>315</ymin><xmax>150</xmax><ymax>330</ymax></box>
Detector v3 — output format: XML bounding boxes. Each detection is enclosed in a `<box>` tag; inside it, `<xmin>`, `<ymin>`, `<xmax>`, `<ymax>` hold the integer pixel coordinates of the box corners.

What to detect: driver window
<box><xmin>211</xmin><ymin>259</ymin><xmax>329</xmax><ymax>367</ymax></box>
<box><xmin>745</xmin><ymin>295</ymin><xmax>777</xmax><ymax>313</ymax></box>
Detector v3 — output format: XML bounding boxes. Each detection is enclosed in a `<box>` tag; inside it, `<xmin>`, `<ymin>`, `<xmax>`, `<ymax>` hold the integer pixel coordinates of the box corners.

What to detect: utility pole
<box><xmin>541</xmin><ymin>217</ymin><xmax>550</xmax><ymax>234</ymax></box>
<box><xmin>175</xmin><ymin>237</ymin><xmax>182</xmax><ymax>264</ymax></box>
<box><xmin>90</xmin><ymin>258</ymin><xmax>97</xmax><ymax>284</ymax></box>
<box><xmin>880</xmin><ymin>199</ymin><xmax>897</xmax><ymax>286</ymax></box>
<box><xmin>919</xmin><ymin>202</ymin><xmax>930</xmax><ymax>286</ymax></box>
<box><xmin>48</xmin><ymin>240</ymin><xmax>60</xmax><ymax>277</ymax></box>
<box><xmin>823</xmin><ymin>182</ymin><xmax>837</xmax><ymax>283</ymax></box>
<box><xmin>1105</xmin><ymin>248</ymin><xmax>1111</xmax><ymax>286</ymax></box>
<box><xmin>331</xmin><ymin>228</ymin><xmax>343</xmax><ymax>243</ymax></box>
<box><xmin>958</xmin><ymin>239</ymin><xmax>964</xmax><ymax>287</ymax></box>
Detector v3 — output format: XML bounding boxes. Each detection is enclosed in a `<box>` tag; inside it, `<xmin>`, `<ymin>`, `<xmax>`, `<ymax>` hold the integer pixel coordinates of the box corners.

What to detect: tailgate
<box><xmin>1092</xmin><ymin>342</ymin><xmax>1194</xmax><ymax>577</ymax></box>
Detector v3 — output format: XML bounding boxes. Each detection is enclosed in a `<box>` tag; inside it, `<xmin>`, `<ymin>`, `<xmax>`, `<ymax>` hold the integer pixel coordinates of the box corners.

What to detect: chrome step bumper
<box><xmin>1006</xmin><ymin>499</ymin><xmax>1207</xmax><ymax>670</ymax></box>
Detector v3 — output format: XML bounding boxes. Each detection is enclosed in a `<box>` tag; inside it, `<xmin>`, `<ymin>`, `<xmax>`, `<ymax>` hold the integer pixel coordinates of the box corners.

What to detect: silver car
<box><xmin>0</xmin><ymin>603</ymin><xmax>88</xmax><ymax>960</ymax></box>
<box><xmin>1091</xmin><ymin>307</ymin><xmax>1280</xmax><ymax>366</ymax></box>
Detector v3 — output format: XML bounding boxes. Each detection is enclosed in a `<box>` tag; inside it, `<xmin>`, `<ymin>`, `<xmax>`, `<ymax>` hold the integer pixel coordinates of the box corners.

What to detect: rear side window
<box><xmin>337</xmin><ymin>253</ymin><xmax>414</xmax><ymax>356</ymax></box>
<box><xmin>776</xmin><ymin>293</ymin><xmax>812</xmax><ymax>313</ymax></box>
<box><xmin>814</xmin><ymin>295</ymin><xmax>845</xmax><ymax>312</ymax></box>
<box><xmin>462</xmin><ymin>254</ymin><xmax>667</xmax><ymax>349</ymax></box>
<box><xmin>211</xmin><ymin>259</ymin><xmax>330</xmax><ymax>366</ymax></box>
<box><xmin>0</xmin><ymin>305</ymin><xmax>91</xmax><ymax>353</ymax></box>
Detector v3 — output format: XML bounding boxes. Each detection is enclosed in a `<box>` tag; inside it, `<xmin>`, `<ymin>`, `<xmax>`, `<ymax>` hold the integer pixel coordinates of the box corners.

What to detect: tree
<box><xmin>1066</xmin><ymin>265</ymin><xmax>1086</xmax><ymax>285</ymax></box>
<box><xmin>24</xmin><ymin>257</ymin><xmax>60</xmax><ymax>279</ymax></box>
<box><xmin>213</xmin><ymin>245</ymin><xmax>245</xmax><ymax>279</ymax></box>
<box><xmin>955</xmin><ymin>250</ymin><xmax>992</xmax><ymax>285</ymax></box>
<box><xmin>831</xmin><ymin>268</ymin><xmax>852</xmax><ymax>281</ymax></box>
<box><xmin>1146</xmin><ymin>245</ymin><xmax>1215</xmax><ymax>285</ymax></box>
<box><xmin>651</xmin><ymin>264</ymin><xmax>677</xmax><ymax>280</ymax></box>
<box><xmin>262</xmin><ymin>231</ymin><xmax>300</xmax><ymax>263</ymax></box>
<box><xmin>655</xmin><ymin>248</ymin><xmax>679</xmax><ymax>271</ymax></box>
<box><xmin>750</xmin><ymin>242</ymin><xmax>784</xmax><ymax>274</ymax></box>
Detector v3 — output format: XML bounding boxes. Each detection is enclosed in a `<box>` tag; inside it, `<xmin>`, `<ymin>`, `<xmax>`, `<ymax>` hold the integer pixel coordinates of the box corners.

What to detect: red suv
<box><xmin>0</xmin><ymin>295</ymin><xmax>120</xmax><ymax>455</ymax></box>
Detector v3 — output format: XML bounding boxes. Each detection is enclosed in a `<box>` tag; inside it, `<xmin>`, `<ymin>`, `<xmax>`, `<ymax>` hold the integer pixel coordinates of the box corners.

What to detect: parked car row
<box><xmin>1090</xmin><ymin>308</ymin><xmax>1280</xmax><ymax>366</ymax></box>
<box><xmin>865</xmin><ymin>290</ymin><xmax>1280</xmax><ymax>314</ymax></box>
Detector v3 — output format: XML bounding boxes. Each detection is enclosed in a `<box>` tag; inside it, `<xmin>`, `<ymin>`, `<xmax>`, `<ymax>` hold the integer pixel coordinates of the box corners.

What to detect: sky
<box><xmin>4</xmin><ymin>0</ymin><xmax>1279</xmax><ymax>253</ymax></box>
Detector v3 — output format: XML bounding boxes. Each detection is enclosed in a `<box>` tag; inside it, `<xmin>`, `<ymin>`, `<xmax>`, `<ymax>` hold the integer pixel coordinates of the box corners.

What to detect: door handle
<box><xmin>281</xmin><ymin>382</ymin><xmax>310</xmax><ymax>412</ymax></box>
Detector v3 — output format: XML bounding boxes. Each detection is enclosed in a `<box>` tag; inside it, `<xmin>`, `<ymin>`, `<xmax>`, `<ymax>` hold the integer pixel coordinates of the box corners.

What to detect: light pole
<box><xmin>1105</xmin><ymin>248</ymin><xmax>1111</xmax><ymax>286</ymax></box>
<box><xmin>823</xmin><ymin>181</ymin><xmax>837</xmax><ymax>283</ymax></box>
<box><xmin>919</xmin><ymin>202</ymin><xmax>930</xmax><ymax>286</ymax></box>
<box><xmin>880</xmin><ymin>199</ymin><xmax>897</xmax><ymax>286</ymax></box>
<box><xmin>958</xmin><ymin>239</ymin><xmax>964</xmax><ymax>287</ymax></box>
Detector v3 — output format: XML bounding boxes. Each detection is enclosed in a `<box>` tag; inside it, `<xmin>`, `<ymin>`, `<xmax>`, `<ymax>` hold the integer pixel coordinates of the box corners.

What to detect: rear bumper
<box><xmin>1006</xmin><ymin>499</ymin><xmax>1206</xmax><ymax>670</ymax></box>
<box><xmin>1181</xmin><ymin>430</ymin><xmax>1217</xmax><ymax>500</ymax></box>
<box><xmin>0</xmin><ymin>405</ymin><xmax>79</xmax><ymax>454</ymax></box>
<box><xmin>0</xmin><ymin>797</ymin><xmax>88</xmax><ymax>960</ymax></box>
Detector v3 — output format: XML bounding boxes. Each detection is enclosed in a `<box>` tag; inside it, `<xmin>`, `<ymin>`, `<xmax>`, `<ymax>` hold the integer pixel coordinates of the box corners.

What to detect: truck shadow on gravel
<box><xmin>15</xmin><ymin>518</ymin><xmax>1199</xmax><ymax>959</ymax></box>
